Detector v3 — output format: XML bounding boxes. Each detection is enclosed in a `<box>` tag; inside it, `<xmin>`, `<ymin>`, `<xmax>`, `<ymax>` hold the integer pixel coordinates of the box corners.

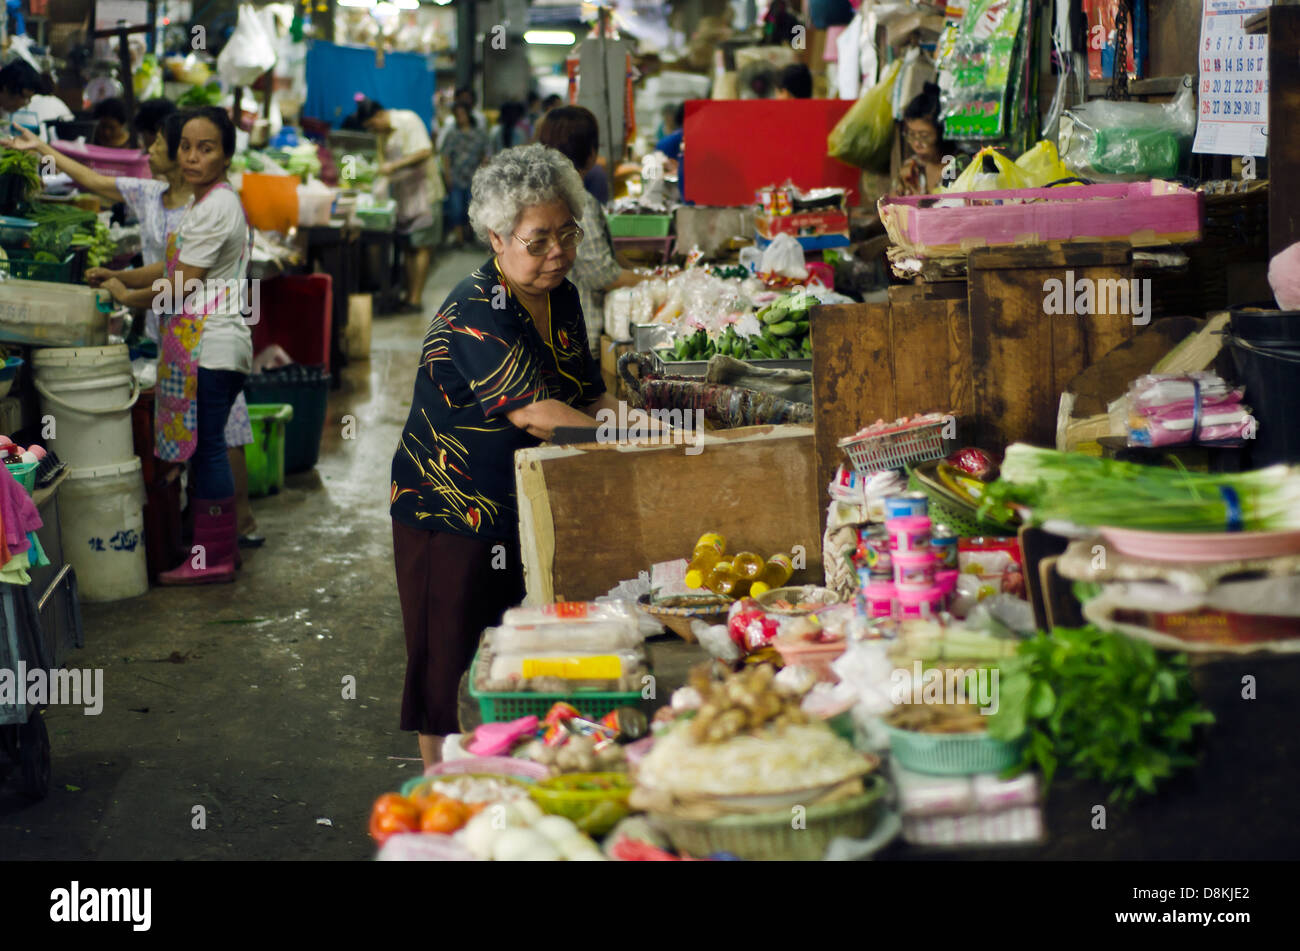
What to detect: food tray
<box><xmin>355</xmin><ymin>201</ymin><xmax>396</xmax><ymax>231</ymax></box>
<box><xmin>607</xmin><ymin>213</ymin><xmax>673</xmax><ymax>237</ymax></box>
<box><xmin>651</xmin><ymin>775</ymin><xmax>887</xmax><ymax>860</ymax></box>
<box><xmin>653</xmin><ymin>350</ymin><xmax>812</xmax><ymax>375</ymax></box>
<box><xmin>529</xmin><ymin>772</ymin><xmax>634</xmax><ymax>836</ymax></box>
<box><xmin>907</xmin><ymin>461</ymin><xmax>1020</xmax><ymax>537</ymax></box>
<box><xmin>468</xmin><ymin>649</ymin><xmax>644</xmax><ymax>723</ymax></box>
<box><xmin>887</xmin><ymin>726</ymin><xmax>1022</xmax><ymax>776</ymax></box>
<box><xmin>636</xmin><ymin>593</ymin><xmax>728</xmax><ymax>642</ymax></box>
<box><xmin>839</xmin><ymin>417</ymin><xmax>951</xmax><ymax>473</ymax></box>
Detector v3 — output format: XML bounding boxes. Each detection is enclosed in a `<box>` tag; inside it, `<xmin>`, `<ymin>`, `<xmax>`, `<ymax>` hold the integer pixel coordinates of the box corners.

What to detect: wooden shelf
<box><xmin>1086</xmin><ymin>75</ymin><xmax>1191</xmax><ymax>98</ymax></box>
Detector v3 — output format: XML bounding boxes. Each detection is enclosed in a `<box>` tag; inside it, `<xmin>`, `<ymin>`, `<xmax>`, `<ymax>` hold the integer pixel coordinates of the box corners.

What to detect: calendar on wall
<box><xmin>1192</xmin><ymin>0</ymin><xmax>1270</xmax><ymax>157</ymax></box>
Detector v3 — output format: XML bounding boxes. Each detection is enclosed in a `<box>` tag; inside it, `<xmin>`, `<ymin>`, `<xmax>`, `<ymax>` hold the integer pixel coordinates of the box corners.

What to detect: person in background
<box><xmin>776</xmin><ymin>62</ymin><xmax>814</xmax><ymax>99</ymax></box>
<box><xmin>541</xmin><ymin>94</ymin><xmax>563</xmax><ymax>115</ymax></box>
<box><xmin>27</xmin><ymin>73</ymin><xmax>73</xmax><ymax>141</ymax></box>
<box><xmin>436</xmin><ymin>86</ymin><xmax>487</xmax><ymax>151</ymax></box>
<box><xmin>488</xmin><ymin>100</ymin><xmax>530</xmax><ymax>156</ymax></box>
<box><xmin>441</xmin><ymin>102</ymin><xmax>488</xmax><ymax>249</ymax></box>
<box><xmin>656</xmin><ymin>102</ymin><xmax>685</xmax><ymax>200</ymax></box>
<box><xmin>389</xmin><ymin>143</ymin><xmax>621</xmax><ymax>768</ymax></box>
<box><xmin>355</xmin><ymin>98</ymin><xmax>439</xmax><ymax>312</ymax></box>
<box><xmin>134</xmin><ymin>97</ymin><xmax>177</xmax><ymax>152</ymax></box>
<box><xmin>537</xmin><ymin>105</ymin><xmax>649</xmax><ymax>353</ymax></box>
<box><xmin>896</xmin><ymin>83</ymin><xmax>958</xmax><ymax>197</ymax></box>
<box><xmin>0</xmin><ymin>60</ymin><xmax>41</xmax><ymax>131</ymax></box>
<box><xmin>91</xmin><ymin>97</ymin><xmax>137</xmax><ymax>149</ymax></box>
<box><xmin>93</xmin><ymin>107</ymin><xmax>254</xmax><ymax>585</ymax></box>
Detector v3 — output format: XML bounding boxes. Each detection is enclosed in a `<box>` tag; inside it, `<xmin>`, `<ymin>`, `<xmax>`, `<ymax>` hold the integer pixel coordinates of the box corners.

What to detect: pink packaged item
<box><xmin>896</xmin><ymin>584</ymin><xmax>946</xmax><ymax>619</ymax></box>
<box><xmin>466</xmin><ymin>715</ymin><xmax>539</xmax><ymax>757</ymax></box>
<box><xmin>887</xmin><ymin>515</ymin><xmax>932</xmax><ymax>552</ymax></box>
<box><xmin>894</xmin><ymin>550</ymin><xmax>938</xmax><ymax>589</ymax></box>
<box><xmin>863</xmin><ymin>579</ymin><xmax>895</xmax><ymax>618</ymax></box>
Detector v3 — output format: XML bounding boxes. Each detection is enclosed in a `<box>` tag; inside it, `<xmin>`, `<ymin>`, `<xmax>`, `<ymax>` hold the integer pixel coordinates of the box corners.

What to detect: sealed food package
<box><xmin>487</xmin><ymin>648</ymin><xmax>646</xmax><ymax>683</ymax></box>
<box><xmin>494</xmin><ymin>601</ymin><xmax>644</xmax><ymax>652</ymax></box>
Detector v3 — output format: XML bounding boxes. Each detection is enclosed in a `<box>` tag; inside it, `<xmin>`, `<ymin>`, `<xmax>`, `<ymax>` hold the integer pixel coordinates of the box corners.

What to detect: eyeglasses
<box><xmin>513</xmin><ymin>226</ymin><xmax>584</xmax><ymax>257</ymax></box>
<box><xmin>904</xmin><ymin>129</ymin><xmax>939</xmax><ymax>145</ymax></box>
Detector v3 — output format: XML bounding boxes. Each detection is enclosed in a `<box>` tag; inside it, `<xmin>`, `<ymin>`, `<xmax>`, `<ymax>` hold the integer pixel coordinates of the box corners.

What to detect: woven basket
<box><xmin>887</xmin><ymin>727</ymin><xmax>1023</xmax><ymax>776</ymax></box>
<box><xmin>651</xmin><ymin>775</ymin><xmax>887</xmax><ymax>861</ymax></box>
<box><xmin>907</xmin><ymin>461</ymin><xmax>1018</xmax><ymax>537</ymax></box>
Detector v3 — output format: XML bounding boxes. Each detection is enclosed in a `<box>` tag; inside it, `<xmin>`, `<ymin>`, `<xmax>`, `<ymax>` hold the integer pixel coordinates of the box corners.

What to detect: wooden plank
<box><xmin>889</xmin><ymin>299</ymin><xmax>973</xmax><ymax>422</ymax></box>
<box><xmin>968</xmin><ymin>241</ymin><xmax>1132</xmax><ymax>271</ymax></box>
<box><xmin>1270</xmin><ymin>7</ymin><xmax>1300</xmax><ymax>257</ymax></box>
<box><xmin>888</xmin><ymin>282</ymin><xmax>967</xmax><ymax>303</ymax></box>
<box><xmin>811</xmin><ymin>302</ymin><xmax>896</xmax><ymax>502</ymax></box>
<box><xmin>516</xmin><ymin>426</ymin><xmax>822</xmax><ymax>605</ymax></box>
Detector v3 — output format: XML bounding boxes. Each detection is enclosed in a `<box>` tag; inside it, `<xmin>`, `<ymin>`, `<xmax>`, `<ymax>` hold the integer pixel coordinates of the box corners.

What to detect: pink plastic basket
<box><xmin>51</xmin><ymin>140</ymin><xmax>152</xmax><ymax>180</ymax></box>
<box><xmin>838</xmin><ymin>417</ymin><xmax>950</xmax><ymax>473</ymax></box>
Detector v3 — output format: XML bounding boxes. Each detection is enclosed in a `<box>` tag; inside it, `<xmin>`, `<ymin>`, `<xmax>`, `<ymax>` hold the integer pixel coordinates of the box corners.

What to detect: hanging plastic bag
<box><xmin>1014</xmin><ymin>140</ymin><xmax>1076</xmax><ymax>187</ymax></box>
<box><xmin>944</xmin><ymin>147</ymin><xmax>1030</xmax><ymax>192</ymax></box>
<box><xmin>827</xmin><ymin>59</ymin><xmax>902</xmax><ymax>172</ymax></box>
<box><xmin>217</xmin><ymin>4</ymin><xmax>278</xmax><ymax>87</ymax></box>
<box><xmin>1057</xmin><ymin>78</ymin><xmax>1196</xmax><ymax>181</ymax></box>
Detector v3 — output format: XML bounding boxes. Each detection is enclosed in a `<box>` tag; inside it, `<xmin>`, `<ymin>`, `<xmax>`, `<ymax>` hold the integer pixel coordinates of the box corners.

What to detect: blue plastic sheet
<box><xmin>303</xmin><ymin>42</ymin><xmax>435</xmax><ymax>132</ymax></box>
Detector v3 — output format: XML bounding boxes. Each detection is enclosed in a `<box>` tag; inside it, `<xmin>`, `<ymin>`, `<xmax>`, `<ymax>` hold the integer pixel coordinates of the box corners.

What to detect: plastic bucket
<box><xmin>32</xmin><ymin>345</ymin><xmax>141</xmax><ymax>469</ymax></box>
<box><xmin>240</xmin><ymin>173</ymin><xmax>299</xmax><ymax>233</ymax></box>
<box><xmin>58</xmin><ymin>458</ymin><xmax>149</xmax><ymax>602</ymax></box>
<box><xmin>1225</xmin><ymin>309</ymin><xmax>1300</xmax><ymax>466</ymax></box>
<box><xmin>245</xmin><ymin>403</ymin><xmax>294</xmax><ymax>497</ymax></box>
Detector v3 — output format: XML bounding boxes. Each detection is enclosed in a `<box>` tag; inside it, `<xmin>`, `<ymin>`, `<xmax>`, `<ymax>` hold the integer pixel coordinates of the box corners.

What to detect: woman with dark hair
<box><xmin>94</xmin><ymin>107</ymin><xmax>254</xmax><ymax>585</ymax></box>
<box><xmin>441</xmin><ymin>102</ymin><xmax>488</xmax><ymax>248</ymax></box>
<box><xmin>134</xmin><ymin>98</ymin><xmax>178</xmax><ymax>151</ymax></box>
<box><xmin>354</xmin><ymin>97</ymin><xmax>441</xmax><ymax>311</ymax></box>
<box><xmin>536</xmin><ymin>105</ymin><xmax>647</xmax><ymax>353</ymax></box>
<box><xmin>91</xmin><ymin>96</ymin><xmax>137</xmax><ymax>148</ymax></box>
<box><xmin>776</xmin><ymin>63</ymin><xmax>814</xmax><ymax>99</ymax></box>
<box><xmin>0</xmin><ymin>60</ymin><xmax>41</xmax><ymax>125</ymax></box>
<box><xmin>896</xmin><ymin>83</ymin><xmax>962</xmax><ymax>196</ymax></box>
<box><xmin>489</xmin><ymin>101</ymin><xmax>530</xmax><ymax>155</ymax></box>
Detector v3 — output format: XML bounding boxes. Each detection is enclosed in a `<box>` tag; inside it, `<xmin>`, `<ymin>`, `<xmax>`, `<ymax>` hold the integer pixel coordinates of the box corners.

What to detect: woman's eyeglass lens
<box><xmin>516</xmin><ymin>228</ymin><xmax>584</xmax><ymax>256</ymax></box>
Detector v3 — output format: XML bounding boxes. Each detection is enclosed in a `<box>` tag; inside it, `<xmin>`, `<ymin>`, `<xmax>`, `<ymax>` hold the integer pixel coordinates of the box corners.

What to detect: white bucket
<box><xmin>32</xmin><ymin>345</ymin><xmax>140</xmax><ymax>469</ymax></box>
<box><xmin>59</xmin><ymin>458</ymin><xmax>149</xmax><ymax>603</ymax></box>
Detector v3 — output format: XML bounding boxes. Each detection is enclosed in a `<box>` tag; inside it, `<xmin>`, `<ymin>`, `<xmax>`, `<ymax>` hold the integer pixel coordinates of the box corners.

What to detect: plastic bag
<box><xmin>1058</xmin><ymin>79</ymin><xmax>1196</xmax><ymax>181</ymax></box>
<box><xmin>1013</xmin><ymin>140</ymin><xmax>1075</xmax><ymax>188</ymax></box>
<box><xmin>827</xmin><ymin>59</ymin><xmax>902</xmax><ymax>172</ymax></box>
<box><xmin>217</xmin><ymin>4</ymin><xmax>278</xmax><ymax>87</ymax></box>
<box><xmin>759</xmin><ymin>233</ymin><xmax>808</xmax><ymax>280</ymax></box>
<box><xmin>944</xmin><ymin>147</ymin><xmax>1029</xmax><ymax>193</ymax></box>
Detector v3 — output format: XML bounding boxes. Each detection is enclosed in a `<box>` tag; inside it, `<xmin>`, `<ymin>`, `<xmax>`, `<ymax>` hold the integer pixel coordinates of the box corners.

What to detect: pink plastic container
<box><xmin>863</xmin><ymin>579</ymin><xmax>895</xmax><ymax>618</ymax></box>
<box><xmin>51</xmin><ymin>140</ymin><xmax>152</xmax><ymax>179</ymax></box>
<box><xmin>887</xmin><ymin>515</ymin><xmax>932</xmax><ymax>552</ymax></box>
<box><xmin>894</xmin><ymin>550</ymin><xmax>938</xmax><ymax>589</ymax></box>
<box><xmin>773</xmin><ymin>635</ymin><xmax>846</xmax><ymax>683</ymax></box>
<box><xmin>896</xmin><ymin>584</ymin><xmax>946</xmax><ymax>620</ymax></box>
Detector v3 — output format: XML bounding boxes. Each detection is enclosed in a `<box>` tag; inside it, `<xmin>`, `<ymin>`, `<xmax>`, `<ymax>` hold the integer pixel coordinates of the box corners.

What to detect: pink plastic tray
<box><xmin>879</xmin><ymin>181</ymin><xmax>1203</xmax><ymax>255</ymax></box>
<box><xmin>51</xmin><ymin>140</ymin><xmax>152</xmax><ymax>180</ymax></box>
<box><xmin>1099</xmin><ymin>526</ymin><xmax>1300</xmax><ymax>563</ymax></box>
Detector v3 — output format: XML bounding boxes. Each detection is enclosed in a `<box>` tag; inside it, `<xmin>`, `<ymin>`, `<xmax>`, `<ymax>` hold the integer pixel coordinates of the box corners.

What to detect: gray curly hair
<box><xmin>468</xmin><ymin>143</ymin><xmax>588</xmax><ymax>244</ymax></box>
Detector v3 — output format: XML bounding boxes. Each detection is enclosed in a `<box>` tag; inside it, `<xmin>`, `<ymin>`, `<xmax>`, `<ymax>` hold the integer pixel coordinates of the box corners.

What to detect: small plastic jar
<box><xmin>896</xmin><ymin>584</ymin><xmax>947</xmax><ymax>620</ymax></box>
<box><xmin>894</xmin><ymin>550</ymin><xmax>938</xmax><ymax>589</ymax></box>
<box><xmin>862</xmin><ymin>579</ymin><xmax>895</xmax><ymax>619</ymax></box>
<box><xmin>886</xmin><ymin>515</ymin><xmax>932</xmax><ymax>553</ymax></box>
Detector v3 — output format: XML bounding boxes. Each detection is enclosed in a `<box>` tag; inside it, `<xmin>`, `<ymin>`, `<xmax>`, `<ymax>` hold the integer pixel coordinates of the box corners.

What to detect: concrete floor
<box><xmin>0</xmin><ymin>248</ymin><xmax>641</xmax><ymax>860</ymax></box>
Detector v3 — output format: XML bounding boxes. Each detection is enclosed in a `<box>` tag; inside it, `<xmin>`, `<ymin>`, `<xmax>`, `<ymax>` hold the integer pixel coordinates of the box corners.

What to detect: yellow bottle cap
<box><xmin>685</xmin><ymin>569</ymin><xmax>705</xmax><ymax>588</ymax></box>
<box><xmin>750</xmin><ymin>582</ymin><xmax>770</xmax><ymax>597</ymax></box>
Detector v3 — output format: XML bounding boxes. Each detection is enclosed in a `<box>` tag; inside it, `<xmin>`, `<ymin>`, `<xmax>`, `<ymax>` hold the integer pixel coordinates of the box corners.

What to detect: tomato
<box><xmin>368</xmin><ymin>793</ymin><xmax>420</xmax><ymax>845</ymax></box>
<box><xmin>420</xmin><ymin>798</ymin><xmax>469</xmax><ymax>835</ymax></box>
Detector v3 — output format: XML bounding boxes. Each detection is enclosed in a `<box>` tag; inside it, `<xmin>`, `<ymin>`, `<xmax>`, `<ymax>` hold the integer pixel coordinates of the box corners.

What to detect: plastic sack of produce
<box><xmin>827</xmin><ymin>59</ymin><xmax>902</xmax><ymax>172</ymax></box>
<box><xmin>1057</xmin><ymin>80</ymin><xmax>1196</xmax><ymax>181</ymax></box>
<box><xmin>944</xmin><ymin>147</ymin><xmax>1029</xmax><ymax>193</ymax></box>
<box><xmin>1013</xmin><ymin>140</ymin><xmax>1076</xmax><ymax>188</ymax></box>
<box><xmin>217</xmin><ymin>4</ymin><xmax>278</xmax><ymax>87</ymax></box>
<box><xmin>759</xmin><ymin>233</ymin><xmax>808</xmax><ymax>280</ymax></box>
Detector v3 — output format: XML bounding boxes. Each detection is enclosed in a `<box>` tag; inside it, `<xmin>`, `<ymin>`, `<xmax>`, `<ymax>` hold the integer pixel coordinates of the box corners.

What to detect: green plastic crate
<box><xmin>1</xmin><ymin>249</ymin><xmax>76</xmax><ymax>283</ymax></box>
<box><xmin>607</xmin><ymin>213</ymin><xmax>672</xmax><ymax>237</ymax></box>
<box><xmin>244</xmin><ymin>403</ymin><xmax>293</xmax><ymax>498</ymax></box>
<box><xmin>355</xmin><ymin>201</ymin><xmax>396</xmax><ymax>231</ymax></box>
<box><xmin>887</xmin><ymin>726</ymin><xmax>1023</xmax><ymax>776</ymax></box>
<box><xmin>468</xmin><ymin>649</ymin><xmax>644</xmax><ymax>723</ymax></box>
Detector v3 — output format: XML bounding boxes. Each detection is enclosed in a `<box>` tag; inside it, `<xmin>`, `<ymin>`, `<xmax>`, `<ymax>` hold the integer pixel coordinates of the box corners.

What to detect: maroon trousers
<box><xmin>392</xmin><ymin>520</ymin><xmax>525</xmax><ymax>735</ymax></box>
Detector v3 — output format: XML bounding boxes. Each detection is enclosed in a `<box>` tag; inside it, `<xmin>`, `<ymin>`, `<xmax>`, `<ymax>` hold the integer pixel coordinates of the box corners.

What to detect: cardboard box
<box><xmin>515</xmin><ymin>425</ymin><xmax>822</xmax><ymax>605</ymax></box>
<box><xmin>599</xmin><ymin>333</ymin><xmax>632</xmax><ymax>400</ymax></box>
<box><xmin>345</xmin><ymin>294</ymin><xmax>372</xmax><ymax>360</ymax></box>
<box><xmin>755</xmin><ymin>209</ymin><xmax>851</xmax><ymax>240</ymax></box>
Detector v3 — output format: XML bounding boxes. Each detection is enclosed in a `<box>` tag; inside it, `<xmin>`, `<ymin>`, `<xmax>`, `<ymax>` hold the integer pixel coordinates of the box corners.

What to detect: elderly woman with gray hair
<box><xmin>389</xmin><ymin>143</ymin><xmax>622</xmax><ymax>767</ymax></box>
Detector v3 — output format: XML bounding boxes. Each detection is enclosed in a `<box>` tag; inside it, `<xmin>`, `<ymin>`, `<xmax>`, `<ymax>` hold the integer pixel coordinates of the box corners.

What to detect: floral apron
<box><xmin>155</xmin><ymin>182</ymin><xmax>253</xmax><ymax>462</ymax></box>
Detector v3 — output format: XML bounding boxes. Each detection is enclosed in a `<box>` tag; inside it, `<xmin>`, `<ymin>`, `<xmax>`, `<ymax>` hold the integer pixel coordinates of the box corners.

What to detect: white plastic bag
<box><xmin>217</xmin><ymin>4</ymin><xmax>278</xmax><ymax>87</ymax></box>
<box><xmin>759</xmin><ymin>233</ymin><xmax>807</xmax><ymax>280</ymax></box>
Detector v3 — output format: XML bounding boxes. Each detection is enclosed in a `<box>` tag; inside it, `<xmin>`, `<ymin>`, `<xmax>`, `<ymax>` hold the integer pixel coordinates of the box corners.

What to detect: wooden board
<box><xmin>811</xmin><ymin>302</ymin><xmax>895</xmax><ymax>502</ymax></box>
<box><xmin>515</xmin><ymin>425</ymin><xmax>822</xmax><ymax>605</ymax></box>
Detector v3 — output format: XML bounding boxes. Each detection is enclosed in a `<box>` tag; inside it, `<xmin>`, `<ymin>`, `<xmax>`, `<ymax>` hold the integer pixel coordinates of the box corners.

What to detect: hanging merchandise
<box><xmin>217</xmin><ymin>3</ymin><xmax>279</xmax><ymax>88</ymax></box>
<box><xmin>940</xmin><ymin>0</ymin><xmax>1027</xmax><ymax>140</ymax></box>
<box><xmin>827</xmin><ymin>59</ymin><xmax>902</xmax><ymax>172</ymax></box>
<box><xmin>1085</xmin><ymin>0</ymin><xmax>1148</xmax><ymax>81</ymax></box>
<box><xmin>1058</xmin><ymin>79</ymin><xmax>1196</xmax><ymax>181</ymax></box>
<box><xmin>1191</xmin><ymin>0</ymin><xmax>1270</xmax><ymax>158</ymax></box>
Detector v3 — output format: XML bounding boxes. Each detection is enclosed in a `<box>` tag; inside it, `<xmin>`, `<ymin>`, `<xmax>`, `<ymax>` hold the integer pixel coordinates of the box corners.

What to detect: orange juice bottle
<box><xmin>684</xmin><ymin>533</ymin><xmax>727</xmax><ymax>589</ymax></box>
<box><xmin>749</xmin><ymin>554</ymin><xmax>794</xmax><ymax>596</ymax></box>
<box><xmin>732</xmin><ymin>551</ymin><xmax>764</xmax><ymax>580</ymax></box>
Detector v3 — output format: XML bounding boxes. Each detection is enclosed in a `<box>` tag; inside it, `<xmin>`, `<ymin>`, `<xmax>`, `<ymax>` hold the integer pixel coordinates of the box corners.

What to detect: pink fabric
<box><xmin>0</xmin><ymin>464</ymin><xmax>42</xmax><ymax>556</ymax></box>
<box><xmin>1268</xmin><ymin>241</ymin><xmax>1300</xmax><ymax>310</ymax></box>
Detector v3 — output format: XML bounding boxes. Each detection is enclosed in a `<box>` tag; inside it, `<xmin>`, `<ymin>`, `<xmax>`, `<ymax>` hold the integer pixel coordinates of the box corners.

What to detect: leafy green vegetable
<box><xmin>177</xmin><ymin>83</ymin><xmax>223</xmax><ymax>109</ymax></box>
<box><xmin>989</xmin><ymin>625</ymin><xmax>1214</xmax><ymax>805</ymax></box>
<box><xmin>0</xmin><ymin>148</ymin><xmax>43</xmax><ymax>201</ymax></box>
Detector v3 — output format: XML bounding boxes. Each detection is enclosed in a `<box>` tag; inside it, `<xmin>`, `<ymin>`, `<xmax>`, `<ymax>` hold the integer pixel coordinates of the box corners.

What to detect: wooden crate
<box><xmin>811</xmin><ymin>242</ymin><xmax>1137</xmax><ymax>496</ymax></box>
<box><xmin>515</xmin><ymin>425</ymin><xmax>822</xmax><ymax>605</ymax></box>
<box><xmin>599</xmin><ymin>333</ymin><xmax>633</xmax><ymax>401</ymax></box>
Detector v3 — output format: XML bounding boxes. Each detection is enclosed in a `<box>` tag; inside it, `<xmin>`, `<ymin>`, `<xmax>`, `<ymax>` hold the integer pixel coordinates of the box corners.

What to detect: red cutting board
<box><xmin>683</xmin><ymin>99</ymin><xmax>862</xmax><ymax>207</ymax></box>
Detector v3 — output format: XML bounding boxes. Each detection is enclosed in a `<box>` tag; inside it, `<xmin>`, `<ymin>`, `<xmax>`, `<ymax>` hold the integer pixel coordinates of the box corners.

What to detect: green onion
<box><xmin>981</xmin><ymin>444</ymin><xmax>1300</xmax><ymax>532</ymax></box>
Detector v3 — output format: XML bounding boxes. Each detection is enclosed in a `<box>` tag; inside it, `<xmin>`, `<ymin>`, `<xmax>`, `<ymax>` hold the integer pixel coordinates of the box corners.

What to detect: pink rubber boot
<box><xmin>159</xmin><ymin>498</ymin><xmax>238</xmax><ymax>585</ymax></box>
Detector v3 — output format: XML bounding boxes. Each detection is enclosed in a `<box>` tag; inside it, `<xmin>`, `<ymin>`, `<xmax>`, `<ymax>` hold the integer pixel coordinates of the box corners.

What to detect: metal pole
<box><xmin>456</xmin><ymin>0</ymin><xmax>476</xmax><ymax>96</ymax></box>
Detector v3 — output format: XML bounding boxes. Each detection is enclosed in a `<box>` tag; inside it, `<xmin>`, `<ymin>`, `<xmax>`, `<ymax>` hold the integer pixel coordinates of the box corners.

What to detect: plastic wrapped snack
<box><xmin>493</xmin><ymin>602</ymin><xmax>644</xmax><ymax>653</ymax></box>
